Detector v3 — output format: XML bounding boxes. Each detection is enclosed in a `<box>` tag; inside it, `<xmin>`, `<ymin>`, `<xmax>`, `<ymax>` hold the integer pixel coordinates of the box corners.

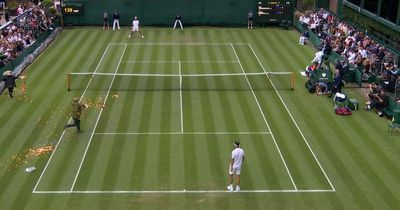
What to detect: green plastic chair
<box><xmin>388</xmin><ymin>110</ymin><xmax>400</xmax><ymax>135</ymax></box>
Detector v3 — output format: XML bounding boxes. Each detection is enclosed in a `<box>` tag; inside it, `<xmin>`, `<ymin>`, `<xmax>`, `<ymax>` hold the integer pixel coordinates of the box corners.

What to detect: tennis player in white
<box><xmin>227</xmin><ymin>141</ymin><xmax>245</xmax><ymax>192</ymax></box>
<box><xmin>128</xmin><ymin>16</ymin><xmax>144</xmax><ymax>38</ymax></box>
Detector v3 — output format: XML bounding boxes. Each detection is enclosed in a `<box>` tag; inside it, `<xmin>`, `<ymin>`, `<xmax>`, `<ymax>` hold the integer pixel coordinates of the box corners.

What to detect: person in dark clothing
<box><xmin>376</xmin><ymin>47</ymin><xmax>385</xmax><ymax>62</ymax></box>
<box><xmin>173</xmin><ymin>13</ymin><xmax>183</xmax><ymax>29</ymax></box>
<box><xmin>4</xmin><ymin>10</ymin><xmax>10</xmax><ymax>22</ymax></box>
<box><xmin>247</xmin><ymin>10</ymin><xmax>253</xmax><ymax>29</ymax></box>
<box><xmin>366</xmin><ymin>89</ymin><xmax>389</xmax><ymax>117</ymax></box>
<box><xmin>322</xmin><ymin>39</ymin><xmax>332</xmax><ymax>56</ymax></box>
<box><xmin>335</xmin><ymin>60</ymin><xmax>344</xmax><ymax>73</ymax></box>
<box><xmin>332</xmin><ymin>69</ymin><xmax>342</xmax><ymax>94</ymax></box>
<box><xmin>112</xmin><ymin>10</ymin><xmax>120</xmax><ymax>30</ymax></box>
<box><xmin>2</xmin><ymin>71</ymin><xmax>17</xmax><ymax>98</ymax></box>
<box><xmin>65</xmin><ymin>97</ymin><xmax>87</xmax><ymax>132</ymax></box>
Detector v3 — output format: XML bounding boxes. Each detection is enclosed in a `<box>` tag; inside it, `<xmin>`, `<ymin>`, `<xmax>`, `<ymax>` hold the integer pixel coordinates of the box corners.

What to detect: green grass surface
<box><xmin>0</xmin><ymin>27</ymin><xmax>399</xmax><ymax>210</ymax></box>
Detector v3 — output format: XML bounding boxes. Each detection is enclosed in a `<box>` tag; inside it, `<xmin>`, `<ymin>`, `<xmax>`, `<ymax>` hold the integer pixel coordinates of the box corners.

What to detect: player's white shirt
<box><xmin>132</xmin><ymin>19</ymin><xmax>140</xmax><ymax>31</ymax></box>
<box><xmin>231</xmin><ymin>147</ymin><xmax>245</xmax><ymax>169</ymax></box>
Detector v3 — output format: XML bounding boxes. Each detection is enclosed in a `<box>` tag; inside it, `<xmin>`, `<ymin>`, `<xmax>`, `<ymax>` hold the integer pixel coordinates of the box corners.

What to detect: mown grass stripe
<box><xmin>0</xmin><ymin>31</ymin><xmax>99</xmax><ymax>186</ymax></box>
<box><xmin>0</xmin><ymin>30</ymin><xmax>85</xmax><ymax>158</ymax></box>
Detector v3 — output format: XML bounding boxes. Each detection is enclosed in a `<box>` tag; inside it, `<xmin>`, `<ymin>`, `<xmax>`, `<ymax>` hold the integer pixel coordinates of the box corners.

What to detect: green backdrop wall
<box><xmin>63</xmin><ymin>0</ymin><xmax>261</xmax><ymax>26</ymax></box>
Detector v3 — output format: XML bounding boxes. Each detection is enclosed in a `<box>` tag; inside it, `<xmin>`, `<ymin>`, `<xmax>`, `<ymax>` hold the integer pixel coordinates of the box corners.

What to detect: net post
<box><xmin>67</xmin><ymin>73</ymin><xmax>71</xmax><ymax>92</ymax></box>
<box><xmin>291</xmin><ymin>72</ymin><xmax>295</xmax><ymax>91</ymax></box>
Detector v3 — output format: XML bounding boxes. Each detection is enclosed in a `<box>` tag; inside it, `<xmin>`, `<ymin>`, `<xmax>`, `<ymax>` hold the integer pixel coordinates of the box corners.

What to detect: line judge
<box><xmin>173</xmin><ymin>13</ymin><xmax>183</xmax><ymax>30</ymax></box>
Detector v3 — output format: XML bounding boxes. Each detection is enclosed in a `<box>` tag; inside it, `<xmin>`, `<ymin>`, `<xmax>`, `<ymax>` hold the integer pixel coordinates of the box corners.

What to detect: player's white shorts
<box><xmin>229</xmin><ymin>165</ymin><xmax>241</xmax><ymax>175</ymax></box>
<box><xmin>132</xmin><ymin>26</ymin><xmax>139</xmax><ymax>32</ymax></box>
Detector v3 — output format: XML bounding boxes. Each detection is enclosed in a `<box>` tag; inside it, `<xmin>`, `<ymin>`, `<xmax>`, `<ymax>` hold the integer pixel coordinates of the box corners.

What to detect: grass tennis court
<box><xmin>1</xmin><ymin>28</ymin><xmax>400</xmax><ymax>209</ymax></box>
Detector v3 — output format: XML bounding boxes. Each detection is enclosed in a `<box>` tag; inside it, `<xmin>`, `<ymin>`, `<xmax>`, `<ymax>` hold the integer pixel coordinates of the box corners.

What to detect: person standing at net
<box><xmin>247</xmin><ymin>10</ymin><xmax>253</xmax><ymax>29</ymax></box>
<box><xmin>128</xmin><ymin>16</ymin><xmax>144</xmax><ymax>38</ymax></box>
<box><xmin>103</xmin><ymin>11</ymin><xmax>109</xmax><ymax>30</ymax></box>
<box><xmin>113</xmin><ymin>10</ymin><xmax>120</xmax><ymax>30</ymax></box>
<box><xmin>2</xmin><ymin>71</ymin><xmax>17</xmax><ymax>98</ymax></box>
<box><xmin>173</xmin><ymin>13</ymin><xmax>183</xmax><ymax>29</ymax></box>
<box><xmin>227</xmin><ymin>141</ymin><xmax>245</xmax><ymax>192</ymax></box>
<box><xmin>65</xmin><ymin>97</ymin><xmax>88</xmax><ymax>132</ymax></box>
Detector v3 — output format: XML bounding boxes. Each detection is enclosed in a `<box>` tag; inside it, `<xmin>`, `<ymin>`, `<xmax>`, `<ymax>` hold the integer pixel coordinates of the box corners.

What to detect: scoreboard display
<box><xmin>257</xmin><ymin>0</ymin><xmax>294</xmax><ymax>24</ymax></box>
<box><xmin>61</xmin><ymin>3</ymin><xmax>83</xmax><ymax>16</ymax></box>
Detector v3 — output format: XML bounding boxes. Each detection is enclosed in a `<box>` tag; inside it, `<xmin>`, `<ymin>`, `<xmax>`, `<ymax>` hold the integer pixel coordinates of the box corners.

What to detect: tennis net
<box><xmin>67</xmin><ymin>72</ymin><xmax>294</xmax><ymax>91</ymax></box>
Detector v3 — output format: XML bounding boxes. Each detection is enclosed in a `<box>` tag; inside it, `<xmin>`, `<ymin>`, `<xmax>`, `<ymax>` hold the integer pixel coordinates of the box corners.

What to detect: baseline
<box><xmin>121</xmin><ymin>61</ymin><xmax>239</xmax><ymax>63</ymax></box>
<box><xmin>94</xmin><ymin>132</ymin><xmax>272</xmax><ymax>135</ymax></box>
<box><xmin>109</xmin><ymin>42</ymin><xmax>249</xmax><ymax>46</ymax></box>
<box><xmin>33</xmin><ymin>189</ymin><xmax>335</xmax><ymax>194</ymax></box>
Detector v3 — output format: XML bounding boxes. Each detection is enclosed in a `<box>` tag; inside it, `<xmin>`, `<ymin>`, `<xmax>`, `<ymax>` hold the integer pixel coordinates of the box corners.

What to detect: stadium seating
<box><xmin>0</xmin><ymin>3</ymin><xmax>54</xmax><ymax>76</ymax></box>
<box><xmin>388</xmin><ymin>110</ymin><xmax>400</xmax><ymax>134</ymax></box>
<box><xmin>382</xmin><ymin>94</ymin><xmax>400</xmax><ymax>117</ymax></box>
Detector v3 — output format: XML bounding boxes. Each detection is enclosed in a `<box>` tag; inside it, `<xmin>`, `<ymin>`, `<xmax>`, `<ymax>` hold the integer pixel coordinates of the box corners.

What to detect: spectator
<box><xmin>4</xmin><ymin>10</ymin><xmax>10</xmax><ymax>22</ymax></box>
<box><xmin>0</xmin><ymin>3</ymin><xmax>53</xmax><ymax>67</ymax></box>
<box><xmin>299</xmin><ymin>9</ymin><xmax>397</xmax><ymax>91</ymax></box>
<box><xmin>366</xmin><ymin>89</ymin><xmax>389</xmax><ymax>117</ymax></box>
<box><xmin>299</xmin><ymin>30</ymin><xmax>309</xmax><ymax>45</ymax></box>
<box><xmin>332</xmin><ymin>69</ymin><xmax>343</xmax><ymax>94</ymax></box>
<box><xmin>315</xmin><ymin>81</ymin><xmax>329</xmax><ymax>95</ymax></box>
<box><xmin>17</xmin><ymin>5</ymin><xmax>24</xmax><ymax>16</ymax></box>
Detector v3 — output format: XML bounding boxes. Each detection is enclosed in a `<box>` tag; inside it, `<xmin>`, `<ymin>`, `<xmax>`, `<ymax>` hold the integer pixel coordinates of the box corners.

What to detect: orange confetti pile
<box><xmin>111</xmin><ymin>92</ymin><xmax>119</xmax><ymax>99</ymax></box>
<box><xmin>2</xmin><ymin>144</ymin><xmax>55</xmax><ymax>172</ymax></box>
<box><xmin>86</xmin><ymin>96</ymin><xmax>106</xmax><ymax>110</ymax></box>
<box><xmin>26</xmin><ymin>145</ymin><xmax>54</xmax><ymax>158</ymax></box>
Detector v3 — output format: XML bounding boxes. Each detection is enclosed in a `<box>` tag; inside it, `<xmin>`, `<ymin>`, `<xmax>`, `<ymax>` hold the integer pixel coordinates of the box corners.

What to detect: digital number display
<box><xmin>61</xmin><ymin>3</ymin><xmax>83</xmax><ymax>15</ymax></box>
<box><xmin>257</xmin><ymin>0</ymin><xmax>294</xmax><ymax>23</ymax></box>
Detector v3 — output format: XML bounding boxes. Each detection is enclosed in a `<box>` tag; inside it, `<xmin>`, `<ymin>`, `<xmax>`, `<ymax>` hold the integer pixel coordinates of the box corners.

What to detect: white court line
<box><xmin>247</xmin><ymin>43</ymin><xmax>336</xmax><ymax>192</ymax></box>
<box><xmin>179</xmin><ymin>61</ymin><xmax>184</xmax><ymax>134</ymax></box>
<box><xmin>121</xmin><ymin>60</ymin><xmax>238</xmax><ymax>63</ymax></box>
<box><xmin>109</xmin><ymin>42</ymin><xmax>249</xmax><ymax>45</ymax></box>
<box><xmin>32</xmin><ymin>44</ymin><xmax>112</xmax><ymax>193</ymax></box>
<box><xmin>33</xmin><ymin>189</ymin><xmax>334</xmax><ymax>194</ymax></box>
<box><xmin>69</xmin><ymin>44</ymin><xmax>128</xmax><ymax>192</ymax></box>
<box><xmin>94</xmin><ymin>131</ymin><xmax>272</xmax><ymax>135</ymax></box>
<box><xmin>230</xmin><ymin>43</ymin><xmax>298</xmax><ymax>191</ymax></box>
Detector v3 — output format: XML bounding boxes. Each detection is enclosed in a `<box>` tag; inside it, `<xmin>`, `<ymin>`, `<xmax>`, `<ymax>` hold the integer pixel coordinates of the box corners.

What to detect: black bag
<box><xmin>305</xmin><ymin>81</ymin><xmax>315</xmax><ymax>93</ymax></box>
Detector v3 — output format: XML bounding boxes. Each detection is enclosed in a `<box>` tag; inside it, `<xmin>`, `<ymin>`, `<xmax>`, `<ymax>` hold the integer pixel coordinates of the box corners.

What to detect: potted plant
<box><xmin>6</xmin><ymin>0</ymin><xmax>19</xmax><ymax>16</ymax></box>
<box><xmin>41</xmin><ymin>0</ymin><xmax>53</xmax><ymax>9</ymax></box>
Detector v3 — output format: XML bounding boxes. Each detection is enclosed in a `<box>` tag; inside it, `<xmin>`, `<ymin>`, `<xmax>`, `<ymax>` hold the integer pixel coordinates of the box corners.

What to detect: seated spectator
<box><xmin>305</xmin><ymin>62</ymin><xmax>318</xmax><ymax>78</ymax></box>
<box><xmin>315</xmin><ymin>81</ymin><xmax>329</xmax><ymax>95</ymax></box>
<box><xmin>0</xmin><ymin>3</ymin><xmax>52</xmax><ymax>67</ymax></box>
<box><xmin>332</xmin><ymin>69</ymin><xmax>343</xmax><ymax>94</ymax></box>
<box><xmin>299</xmin><ymin>9</ymin><xmax>398</xmax><ymax>94</ymax></box>
<box><xmin>299</xmin><ymin>30</ymin><xmax>309</xmax><ymax>45</ymax></box>
<box><xmin>365</xmin><ymin>88</ymin><xmax>389</xmax><ymax>117</ymax></box>
<box><xmin>17</xmin><ymin>5</ymin><xmax>24</xmax><ymax>16</ymax></box>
